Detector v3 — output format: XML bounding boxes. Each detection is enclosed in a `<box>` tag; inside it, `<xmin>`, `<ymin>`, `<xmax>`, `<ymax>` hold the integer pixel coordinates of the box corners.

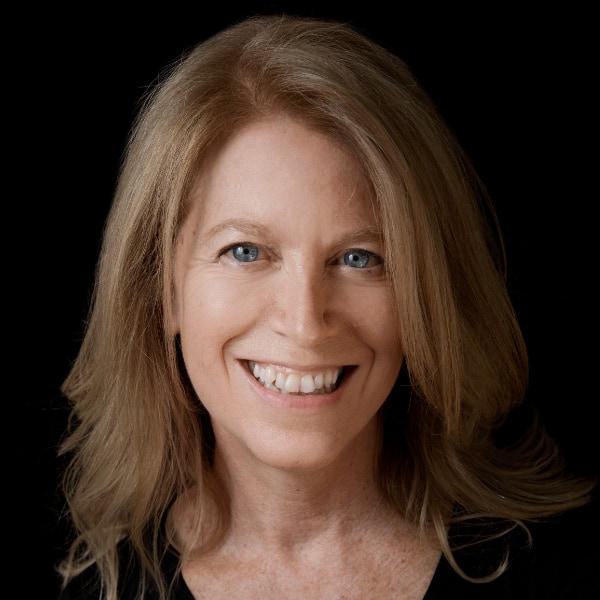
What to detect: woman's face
<box><xmin>172</xmin><ymin>115</ymin><xmax>403</xmax><ymax>473</ymax></box>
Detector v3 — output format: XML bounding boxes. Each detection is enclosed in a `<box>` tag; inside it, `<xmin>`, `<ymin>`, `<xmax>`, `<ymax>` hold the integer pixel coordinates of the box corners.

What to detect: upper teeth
<box><xmin>248</xmin><ymin>361</ymin><xmax>342</xmax><ymax>394</ymax></box>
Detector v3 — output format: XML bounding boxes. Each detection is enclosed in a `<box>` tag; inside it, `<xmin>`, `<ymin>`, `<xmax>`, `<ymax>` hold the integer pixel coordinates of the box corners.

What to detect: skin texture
<box><xmin>172</xmin><ymin>115</ymin><xmax>403</xmax><ymax>475</ymax></box>
<box><xmin>170</xmin><ymin>115</ymin><xmax>440</xmax><ymax>598</ymax></box>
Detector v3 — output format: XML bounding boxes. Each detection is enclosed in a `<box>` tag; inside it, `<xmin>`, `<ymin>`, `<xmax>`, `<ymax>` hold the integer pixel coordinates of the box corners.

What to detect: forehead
<box><xmin>186</xmin><ymin>116</ymin><xmax>377</xmax><ymax>230</ymax></box>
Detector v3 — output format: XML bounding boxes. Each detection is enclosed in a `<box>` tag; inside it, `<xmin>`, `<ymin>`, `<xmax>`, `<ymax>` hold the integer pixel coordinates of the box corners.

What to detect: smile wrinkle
<box><xmin>248</xmin><ymin>360</ymin><xmax>342</xmax><ymax>395</ymax></box>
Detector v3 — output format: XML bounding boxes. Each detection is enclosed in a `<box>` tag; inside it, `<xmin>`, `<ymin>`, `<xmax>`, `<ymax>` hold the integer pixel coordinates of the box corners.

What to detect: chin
<box><xmin>245</xmin><ymin>428</ymin><xmax>364</xmax><ymax>474</ymax></box>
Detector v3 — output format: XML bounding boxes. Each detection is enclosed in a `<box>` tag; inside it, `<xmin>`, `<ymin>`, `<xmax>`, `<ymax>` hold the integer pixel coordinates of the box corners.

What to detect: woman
<box><xmin>57</xmin><ymin>14</ymin><xmax>597</xmax><ymax>599</ymax></box>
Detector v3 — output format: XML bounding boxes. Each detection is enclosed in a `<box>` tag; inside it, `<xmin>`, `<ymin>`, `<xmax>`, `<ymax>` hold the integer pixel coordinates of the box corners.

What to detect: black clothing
<box><xmin>58</xmin><ymin>506</ymin><xmax>600</xmax><ymax>599</ymax></box>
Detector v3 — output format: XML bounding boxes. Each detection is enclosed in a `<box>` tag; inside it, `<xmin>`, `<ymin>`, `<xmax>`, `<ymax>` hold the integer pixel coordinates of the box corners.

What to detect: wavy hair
<box><xmin>58</xmin><ymin>14</ymin><xmax>595</xmax><ymax>599</ymax></box>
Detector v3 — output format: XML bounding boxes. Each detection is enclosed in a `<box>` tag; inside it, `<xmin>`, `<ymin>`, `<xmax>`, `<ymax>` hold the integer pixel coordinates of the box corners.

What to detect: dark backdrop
<box><xmin>11</xmin><ymin>2</ymin><xmax>597</xmax><ymax>598</ymax></box>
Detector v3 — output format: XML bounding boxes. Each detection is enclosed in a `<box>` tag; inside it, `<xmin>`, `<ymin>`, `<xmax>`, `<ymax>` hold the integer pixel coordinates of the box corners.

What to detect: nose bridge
<box><xmin>274</xmin><ymin>261</ymin><xmax>331</xmax><ymax>346</ymax></box>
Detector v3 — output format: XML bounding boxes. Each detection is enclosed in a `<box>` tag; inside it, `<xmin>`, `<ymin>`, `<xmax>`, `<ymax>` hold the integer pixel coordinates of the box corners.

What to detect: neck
<box><xmin>210</xmin><ymin>421</ymin><xmax>393</xmax><ymax>550</ymax></box>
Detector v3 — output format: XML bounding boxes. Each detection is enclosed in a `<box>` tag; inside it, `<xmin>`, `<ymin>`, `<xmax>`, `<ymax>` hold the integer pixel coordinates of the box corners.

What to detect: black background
<box><xmin>11</xmin><ymin>2</ymin><xmax>597</xmax><ymax>598</ymax></box>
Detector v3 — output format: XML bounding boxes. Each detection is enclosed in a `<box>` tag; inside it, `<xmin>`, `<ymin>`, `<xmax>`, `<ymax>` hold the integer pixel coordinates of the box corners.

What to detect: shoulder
<box><xmin>57</xmin><ymin>567</ymin><xmax>101</xmax><ymax>600</ymax></box>
<box><xmin>56</xmin><ymin>543</ymin><xmax>157</xmax><ymax>600</ymax></box>
<box><xmin>426</xmin><ymin>502</ymin><xmax>600</xmax><ymax>600</ymax></box>
<box><xmin>521</xmin><ymin>502</ymin><xmax>600</xmax><ymax>598</ymax></box>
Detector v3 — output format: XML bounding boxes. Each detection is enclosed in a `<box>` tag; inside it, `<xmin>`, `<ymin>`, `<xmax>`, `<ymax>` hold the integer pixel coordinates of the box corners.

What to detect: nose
<box><xmin>270</xmin><ymin>264</ymin><xmax>336</xmax><ymax>347</ymax></box>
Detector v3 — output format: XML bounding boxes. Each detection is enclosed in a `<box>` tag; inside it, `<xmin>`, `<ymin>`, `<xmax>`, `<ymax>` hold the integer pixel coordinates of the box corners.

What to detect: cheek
<box><xmin>350</xmin><ymin>283</ymin><xmax>399</xmax><ymax>338</ymax></box>
<box><xmin>177</xmin><ymin>279</ymin><xmax>244</xmax><ymax>398</ymax></box>
<box><xmin>178</xmin><ymin>276</ymin><xmax>264</xmax><ymax>349</ymax></box>
<box><xmin>355</xmin><ymin>292</ymin><xmax>403</xmax><ymax>371</ymax></box>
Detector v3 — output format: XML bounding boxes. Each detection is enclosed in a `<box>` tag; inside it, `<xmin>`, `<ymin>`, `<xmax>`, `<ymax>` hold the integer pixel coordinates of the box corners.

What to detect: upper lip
<box><xmin>244</xmin><ymin>359</ymin><xmax>349</xmax><ymax>373</ymax></box>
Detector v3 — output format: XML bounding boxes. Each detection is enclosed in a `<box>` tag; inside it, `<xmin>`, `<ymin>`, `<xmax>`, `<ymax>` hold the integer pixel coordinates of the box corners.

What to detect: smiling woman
<box><xmin>55</xmin><ymin>13</ymin><xmax>598</xmax><ymax>600</ymax></box>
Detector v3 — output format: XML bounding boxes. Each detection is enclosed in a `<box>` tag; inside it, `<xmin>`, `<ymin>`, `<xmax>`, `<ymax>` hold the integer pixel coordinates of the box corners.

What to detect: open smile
<box><xmin>247</xmin><ymin>360</ymin><xmax>348</xmax><ymax>395</ymax></box>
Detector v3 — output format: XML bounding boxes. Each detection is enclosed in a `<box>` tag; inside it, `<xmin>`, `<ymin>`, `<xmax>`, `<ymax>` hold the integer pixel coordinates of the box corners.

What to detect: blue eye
<box><xmin>230</xmin><ymin>244</ymin><xmax>259</xmax><ymax>262</ymax></box>
<box><xmin>343</xmin><ymin>249</ymin><xmax>382</xmax><ymax>269</ymax></box>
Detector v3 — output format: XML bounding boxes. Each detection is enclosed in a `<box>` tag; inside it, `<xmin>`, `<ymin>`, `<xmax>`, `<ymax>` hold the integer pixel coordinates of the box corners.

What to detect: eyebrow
<box><xmin>331</xmin><ymin>226</ymin><xmax>384</xmax><ymax>247</ymax></box>
<box><xmin>203</xmin><ymin>218</ymin><xmax>383</xmax><ymax>246</ymax></box>
<box><xmin>203</xmin><ymin>218</ymin><xmax>271</xmax><ymax>241</ymax></box>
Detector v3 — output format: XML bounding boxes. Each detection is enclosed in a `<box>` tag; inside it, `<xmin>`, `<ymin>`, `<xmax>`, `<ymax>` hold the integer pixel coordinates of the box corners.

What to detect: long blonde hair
<box><xmin>58</xmin><ymin>14</ymin><xmax>595</xmax><ymax>599</ymax></box>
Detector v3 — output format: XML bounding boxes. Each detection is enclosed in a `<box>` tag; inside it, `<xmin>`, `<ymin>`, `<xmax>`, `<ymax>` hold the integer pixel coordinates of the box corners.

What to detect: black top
<box><xmin>58</xmin><ymin>505</ymin><xmax>600</xmax><ymax>599</ymax></box>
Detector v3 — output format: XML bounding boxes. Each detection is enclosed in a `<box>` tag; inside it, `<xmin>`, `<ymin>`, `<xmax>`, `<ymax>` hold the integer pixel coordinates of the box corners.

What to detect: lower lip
<box><xmin>238</xmin><ymin>360</ymin><xmax>349</xmax><ymax>411</ymax></box>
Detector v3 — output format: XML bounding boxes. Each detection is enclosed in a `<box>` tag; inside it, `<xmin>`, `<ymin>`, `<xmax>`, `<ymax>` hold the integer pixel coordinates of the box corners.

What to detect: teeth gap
<box><xmin>248</xmin><ymin>361</ymin><xmax>344</xmax><ymax>395</ymax></box>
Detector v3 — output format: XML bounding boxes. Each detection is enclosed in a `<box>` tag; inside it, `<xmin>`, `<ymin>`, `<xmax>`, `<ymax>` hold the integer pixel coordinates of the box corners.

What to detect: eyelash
<box><xmin>220</xmin><ymin>243</ymin><xmax>384</xmax><ymax>269</ymax></box>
